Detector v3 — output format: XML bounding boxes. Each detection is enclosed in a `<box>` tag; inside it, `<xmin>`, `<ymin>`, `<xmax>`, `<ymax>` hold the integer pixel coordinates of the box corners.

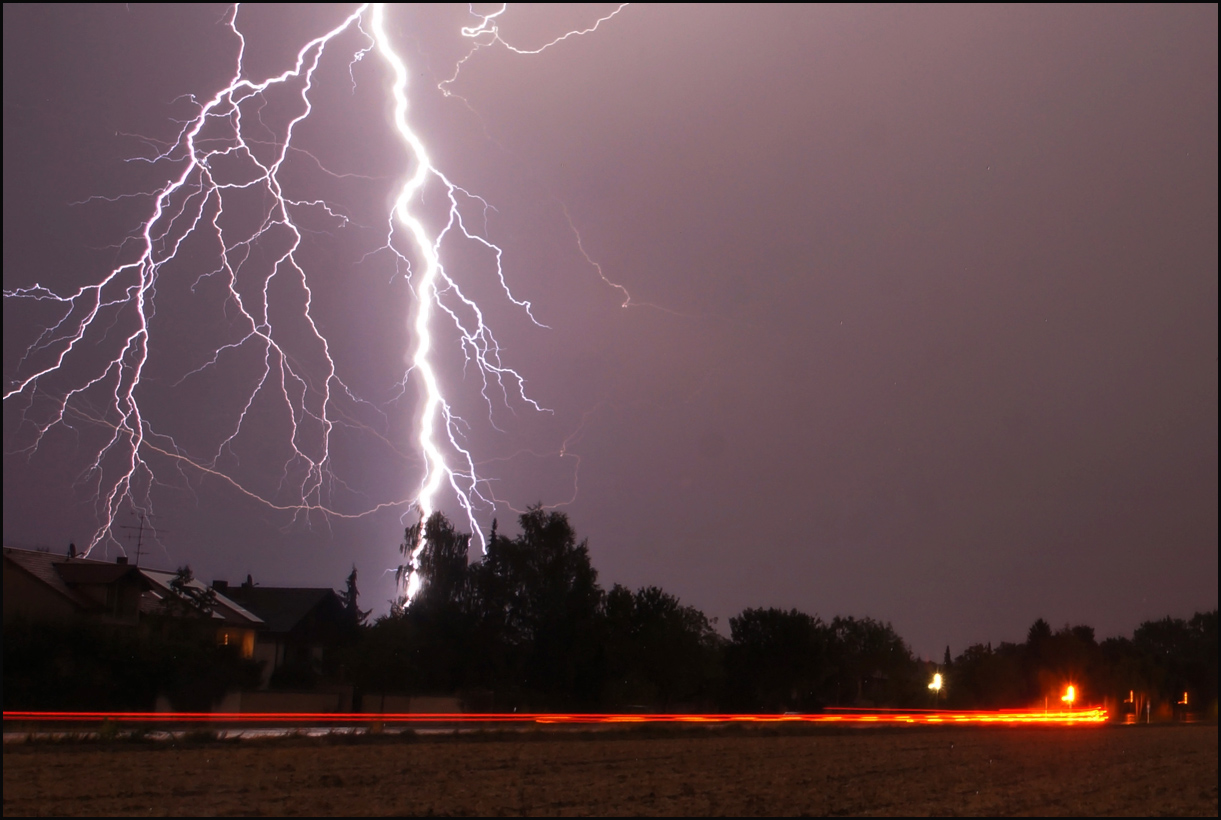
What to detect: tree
<box><xmin>167</xmin><ymin>565</ymin><xmax>217</xmax><ymax>617</ymax></box>
<box><xmin>369</xmin><ymin>507</ymin><xmax>608</xmax><ymax>707</ymax></box>
<box><xmin>826</xmin><ymin>616</ymin><xmax>918</xmax><ymax>706</ymax></box>
<box><xmin>1133</xmin><ymin>612</ymin><xmax>1218</xmax><ymax>709</ymax></box>
<box><xmin>602</xmin><ymin>584</ymin><xmax>722</xmax><ymax>709</ymax></box>
<box><xmin>1027</xmin><ymin>618</ymin><xmax>1053</xmax><ymax>646</ymax></box>
<box><xmin>342</xmin><ymin>565</ymin><xmax>371</xmax><ymax>629</ymax></box>
<box><xmin>469</xmin><ymin>506</ymin><xmax>603</xmax><ymax>706</ymax></box>
<box><xmin>947</xmin><ymin>641</ymin><xmax>1026</xmax><ymax>708</ymax></box>
<box><xmin>400</xmin><ymin>512</ymin><xmax>472</xmax><ymax>615</ymax></box>
<box><xmin>361</xmin><ymin>512</ymin><xmax>481</xmax><ymax>695</ymax></box>
<box><xmin>725</xmin><ymin>608</ymin><xmax>828</xmax><ymax>712</ymax></box>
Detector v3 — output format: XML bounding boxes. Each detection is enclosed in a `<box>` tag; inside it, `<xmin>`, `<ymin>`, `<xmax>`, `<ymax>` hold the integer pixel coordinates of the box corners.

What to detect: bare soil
<box><xmin>3</xmin><ymin>723</ymin><xmax>1216</xmax><ymax>816</ymax></box>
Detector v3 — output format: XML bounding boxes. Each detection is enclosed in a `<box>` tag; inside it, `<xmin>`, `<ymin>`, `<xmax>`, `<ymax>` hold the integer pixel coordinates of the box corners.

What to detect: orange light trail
<box><xmin>3</xmin><ymin>708</ymin><xmax>1107</xmax><ymax>727</ymax></box>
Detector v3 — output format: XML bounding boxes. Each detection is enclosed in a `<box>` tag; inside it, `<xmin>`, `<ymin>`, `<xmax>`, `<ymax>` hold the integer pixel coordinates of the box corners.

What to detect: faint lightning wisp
<box><xmin>560</xmin><ymin>203</ymin><xmax>632</xmax><ymax>308</ymax></box>
<box><xmin>441</xmin><ymin>3</ymin><xmax>630</xmax><ymax>100</ymax></box>
<box><xmin>561</xmin><ymin>202</ymin><xmax>697</xmax><ymax>318</ymax></box>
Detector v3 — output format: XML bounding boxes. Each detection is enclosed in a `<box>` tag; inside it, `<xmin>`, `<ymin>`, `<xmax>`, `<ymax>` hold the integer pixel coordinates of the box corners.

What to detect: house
<box><xmin>216</xmin><ymin>579</ymin><xmax>351</xmax><ymax>686</ymax></box>
<box><xmin>2</xmin><ymin>546</ymin><xmax>264</xmax><ymax>659</ymax></box>
<box><xmin>4</xmin><ymin>547</ymin><xmax>149</xmax><ymax>625</ymax></box>
<box><xmin>140</xmin><ymin>568</ymin><xmax>263</xmax><ymax>659</ymax></box>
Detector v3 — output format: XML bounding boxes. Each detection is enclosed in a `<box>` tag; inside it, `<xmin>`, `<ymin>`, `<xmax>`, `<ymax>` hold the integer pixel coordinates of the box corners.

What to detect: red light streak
<box><xmin>3</xmin><ymin>708</ymin><xmax>1107</xmax><ymax>727</ymax></box>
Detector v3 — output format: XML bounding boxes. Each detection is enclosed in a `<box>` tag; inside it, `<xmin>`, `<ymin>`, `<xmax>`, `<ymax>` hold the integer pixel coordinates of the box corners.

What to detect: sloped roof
<box><xmin>222</xmin><ymin>586</ymin><xmax>341</xmax><ymax>634</ymax></box>
<box><xmin>4</xmin><ymin>547</ymin><xmax>264</xmax><ymax>628</ymax></box>
<box><xmin>140</xmin><ymin>568</ymin><xmax>263</xmax><ymax>627</ymax></box>
<box><xmin>3</xmin><ymin>547</ymin><xmax>97</xmax><ymax>610</ymax></box>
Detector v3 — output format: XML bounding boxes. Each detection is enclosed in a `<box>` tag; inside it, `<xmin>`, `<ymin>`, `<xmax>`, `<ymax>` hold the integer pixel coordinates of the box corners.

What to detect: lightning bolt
<box><xmin>4</xmin><ymin>4</ymin><xmax>628</xmax><ymax>601</ymax></box>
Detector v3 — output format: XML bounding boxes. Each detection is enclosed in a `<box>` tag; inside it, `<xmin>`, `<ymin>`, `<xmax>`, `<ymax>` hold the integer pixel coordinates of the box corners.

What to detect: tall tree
<box><xmin>342</xmin><ymin>565</ymin><xmax>371</xmax><ymax>628</ymax></box>
<box><xmin>401</xmin><ymin>512</ymin><xmax>472</xmax><ymax>615</ymax></box>
<box><xmin>470</xmin><ymin>506</ymin><xmax>603</xmax><ymax>706</ymax></box>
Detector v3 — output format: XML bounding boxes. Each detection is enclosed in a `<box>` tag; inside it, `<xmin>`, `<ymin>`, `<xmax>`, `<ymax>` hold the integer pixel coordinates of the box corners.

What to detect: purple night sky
<box><xmin>3</xmin><ymin>4</ymin><xmax>1216</xmax><ymax>658</ymax></box>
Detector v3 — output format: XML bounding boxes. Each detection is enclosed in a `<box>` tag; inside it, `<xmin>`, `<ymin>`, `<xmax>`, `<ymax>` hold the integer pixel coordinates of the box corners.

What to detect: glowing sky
<box><xmin>3</xmin><ymin>4</ymin><xmax>1216</xmax><ymax>656</ymax></box>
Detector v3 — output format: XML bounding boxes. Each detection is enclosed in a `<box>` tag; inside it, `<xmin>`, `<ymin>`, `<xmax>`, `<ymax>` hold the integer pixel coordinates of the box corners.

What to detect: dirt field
<box><xmin>3</xmin><ymin>723</ymin><xmax>1216</xmax><ymax>816</ymax></box>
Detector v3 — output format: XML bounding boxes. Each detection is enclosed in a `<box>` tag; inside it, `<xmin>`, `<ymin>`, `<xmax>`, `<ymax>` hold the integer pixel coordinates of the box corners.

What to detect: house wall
<box><xmin>361</xmin><ymin>693</ymin><xmax>463</xmax><ymax>714</ymax></box>
<box><xmin>214</xmin><ymin>689</ymin><xmax>349</xmax><ymax>714</ymax></box>
<box><xmin>252</xmin><ymin>639</ymin><xmax>280</xmax><ymax>688</ymax></box>
<box><xmin>216</xmin><ymin>626</ymin><xmax>257</xmax><ymax>659</ymax></box>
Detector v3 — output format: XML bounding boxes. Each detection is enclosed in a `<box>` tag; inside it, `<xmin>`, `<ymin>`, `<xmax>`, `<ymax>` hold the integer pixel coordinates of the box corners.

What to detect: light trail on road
<box><xmin>3</xmin><ymin>708</ymin><xmax>1109</xmax><ymax>728</ymax></box>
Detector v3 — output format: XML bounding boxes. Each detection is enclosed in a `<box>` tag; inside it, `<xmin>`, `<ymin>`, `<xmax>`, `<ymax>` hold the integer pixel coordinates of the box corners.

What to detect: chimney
<box><xmin>116</xmin><ymin>556</ymin><xmax>128</xmax><ymax>565</ymax></box>
<box><xmin>213</xmin><ymin>580</ymin><xmax>228</xmax><ymax>591</ymax></box>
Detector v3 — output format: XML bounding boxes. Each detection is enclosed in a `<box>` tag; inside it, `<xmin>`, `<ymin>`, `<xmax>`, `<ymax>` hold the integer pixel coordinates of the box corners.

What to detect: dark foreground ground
<box><xmin>3</xmin><ymin>723</ymin><xmax>1216</xmax><ymax>816</ymax></box>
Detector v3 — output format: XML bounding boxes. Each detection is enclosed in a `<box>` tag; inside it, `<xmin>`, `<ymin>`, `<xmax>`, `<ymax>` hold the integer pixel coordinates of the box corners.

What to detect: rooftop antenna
<box><xmin>118</xmin><ymin>511</ymin><xmax>168</xmax><ymax>567</ymax></box>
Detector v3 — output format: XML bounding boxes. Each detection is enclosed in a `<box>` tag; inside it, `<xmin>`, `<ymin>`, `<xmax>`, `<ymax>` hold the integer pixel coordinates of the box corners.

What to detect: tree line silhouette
<box><xmin>348</xmin><ymin>507</ymin><xmax>1217</xmax><ymax>715</ymax></box>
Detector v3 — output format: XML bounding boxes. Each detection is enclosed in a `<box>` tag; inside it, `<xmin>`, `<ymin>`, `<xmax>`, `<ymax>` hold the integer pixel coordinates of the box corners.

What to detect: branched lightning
<box><xmin>441</xmin><ymin>3</ymin><xmax>630</xmax><ymax>100</ymax></box>
<box><xmin>4</xmin><ymin>4</ymin><xmax>628</xmax><ymax>600</ymax></box>
<box><xmin>6</xmin><ymin>4</ymin><xmax>379</xmax><ymax>557</ymax></box>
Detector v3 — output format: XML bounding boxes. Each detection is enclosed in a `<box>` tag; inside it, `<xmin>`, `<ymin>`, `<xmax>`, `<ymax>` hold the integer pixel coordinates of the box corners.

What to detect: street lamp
<box><xmin>1061</xmin><ymin>685</ymin><xmax>1076</xmax><ymax>709</ymax></box>
<box><xmin>929</xmin><ymin>672</ymin><xmax>943</xmax><ymax>705</ymax></box>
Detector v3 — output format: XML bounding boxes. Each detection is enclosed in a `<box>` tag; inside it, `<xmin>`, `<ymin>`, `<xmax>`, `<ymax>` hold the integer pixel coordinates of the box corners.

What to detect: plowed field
<box><xmin>4</xmin><ymin>723</ymin><xmax>1216</xmax><ymax>816</ymax></box>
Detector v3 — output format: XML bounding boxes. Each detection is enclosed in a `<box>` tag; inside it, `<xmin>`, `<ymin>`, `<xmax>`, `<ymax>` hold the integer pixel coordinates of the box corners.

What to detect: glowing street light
<box><xmin>929</xmin><ymin>672</ymin><xmax>943</xmax><ymax>704</ymax></box>
<box><xmin>1061</xmin><ymin>685</ymin><xmax>1076</xmax><ymax>708</ymax></box>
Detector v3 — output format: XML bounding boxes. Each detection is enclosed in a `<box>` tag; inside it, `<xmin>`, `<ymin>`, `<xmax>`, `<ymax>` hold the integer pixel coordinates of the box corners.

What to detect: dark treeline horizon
<box><xmin>4</xmin><ymin>507</ymin><xmax>1216</xmax><ymax>715</ymax></box>
<box><xmin>356</xmin><ymin>507</ymin><xmax>1216</xmax><ymax>715</ymax></box>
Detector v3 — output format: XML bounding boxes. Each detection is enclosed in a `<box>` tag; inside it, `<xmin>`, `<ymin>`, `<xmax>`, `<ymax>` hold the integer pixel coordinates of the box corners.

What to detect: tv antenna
<box><xmin>118</xmin><ymin>511</ymin><xmax>168</xmax><ymax>567</ymax></box>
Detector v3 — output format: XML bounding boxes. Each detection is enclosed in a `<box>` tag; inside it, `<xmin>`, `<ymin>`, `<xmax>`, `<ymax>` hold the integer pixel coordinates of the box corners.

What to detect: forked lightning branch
<box><xmin>2</xmin><ymin>4</ymin><xmax>627</xmax><ymax>599</ymax></box>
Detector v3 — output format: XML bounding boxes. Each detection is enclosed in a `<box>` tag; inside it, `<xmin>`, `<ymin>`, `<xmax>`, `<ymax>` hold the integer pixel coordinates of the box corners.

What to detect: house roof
<box><xmin>222</xmin><ymin>586</ymin><xmax>342</xmax><ymax>634</ymax></box>
<box><xmin>141</xmin><ymin>568</ymin><xmax>264</xmax><ymax>627</ymax></box>
<box><xmin>3</xmin><ymin>546</ymin><xmax>262</xmax><ymax>628</ymax></box>
<box><xmin>3</xmin><ymin>547</ymin><xmax>98</xmax><ymax>610</ymax></box>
